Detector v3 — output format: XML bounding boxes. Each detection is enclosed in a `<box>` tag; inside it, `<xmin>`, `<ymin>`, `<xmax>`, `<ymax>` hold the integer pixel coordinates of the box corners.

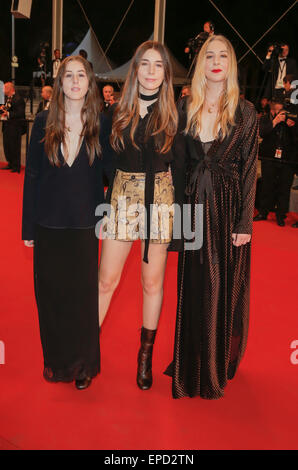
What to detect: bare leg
<box><xmin>140</xmin><ymin>242</ymin><xmax>169</xmax><ymax>330</ymax></box>
<box><xmin>98</xmin><ymin>239</ymin><xmax>133</xmax><ymax>326</ymax></box>
<box><xmin>136</xmin><ymin>242</ymin><xmax>169</xmax><ymax>390</ymax></box>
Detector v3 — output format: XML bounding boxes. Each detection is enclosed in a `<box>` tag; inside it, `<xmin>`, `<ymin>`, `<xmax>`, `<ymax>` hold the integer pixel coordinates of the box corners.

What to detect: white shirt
<box><xmin>53</xmin><ymin>59</ymin><xmax>61</xmax><ymax>79</ymax></box>
<box><xmin>275</xmin><ymin>57</ymin><xmax>287</xmax><ymax>89</ymax></box>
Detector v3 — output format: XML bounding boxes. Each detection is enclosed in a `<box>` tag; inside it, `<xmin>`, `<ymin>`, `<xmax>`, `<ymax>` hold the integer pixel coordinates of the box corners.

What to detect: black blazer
<box><xmin>22</xmin><ymin>110</ymin><xmax>114</xmax><ymax>240</ymax></box>
<box><xmin>36</xmin><ymin>100</ymin><xmax>50</xmax><ymax>115</ymax></box>
<box><xmin>2</xmin><ymin>93</ymin><xmax>25</xmax><ymax>132</ymax></box>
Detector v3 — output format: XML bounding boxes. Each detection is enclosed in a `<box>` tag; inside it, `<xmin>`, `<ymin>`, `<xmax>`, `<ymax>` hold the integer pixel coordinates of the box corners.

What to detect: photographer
<box><xmin>100</xmin><ymin>84</ymin><xmax>116</xmax><ymax>113</ymax></box>
<box><xmin>36</xmin><ymin>86</ymin><xmax>52</xmax><ymax>114</ymax></box>
<box><xmin>262</xmin><ymin>42</ymin><xmax>297</xmax><ymax>100</ymax></box>
<box><xmin>0</xmin><ymin>82</ymin><xmax>25</xmax><ymax>173</ymax></box>
<box><xmin>254</xmin><ymin>98</ymin><xmax>298</xmax><ymax>226</ymax></box>
<box><xmin>184</xmin><ymin>21</ymin><xmax>215</xmax><ymax>76</ymax></box>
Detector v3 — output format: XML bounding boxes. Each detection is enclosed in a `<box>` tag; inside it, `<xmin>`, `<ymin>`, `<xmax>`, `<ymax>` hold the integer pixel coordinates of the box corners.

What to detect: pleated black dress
<box><xmin>22</xmin><ymin>110</ymin><xmax>113</xmax><ymax>382</ymax></box>
<box><xmin>165</xmin><ymin>99</ymin><xmax>259</xmax><ymax>399</ymax></box>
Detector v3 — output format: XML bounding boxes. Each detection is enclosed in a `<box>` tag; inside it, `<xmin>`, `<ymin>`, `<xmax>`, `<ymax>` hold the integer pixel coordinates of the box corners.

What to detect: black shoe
<box><xmin>276</xmin><ymin>215</ymin><xmax>285</xmax><ymax>227</ymax></box>
<box><xmin>292</xmin><ymin>222</ymin><xmax>298</xmax><ymax>228</ymax></box>
<box><xmin>0</xmin><ymin>165</ymin><xmax>12</xmax><ymax>170</ymax></box>
<box><xmin>75</xmin><ymin>377</ymin><xmax>92</xmax><ymax>390</ymax></box>
<box><xmin>11</xmin><ymin>168</ymin><xmax>20</xmax><ymax>173</ymax></box>
<box><xmin>253</xmin><ymin>214</ymin><xmax>267</xmax><ymax>222</ymax></box>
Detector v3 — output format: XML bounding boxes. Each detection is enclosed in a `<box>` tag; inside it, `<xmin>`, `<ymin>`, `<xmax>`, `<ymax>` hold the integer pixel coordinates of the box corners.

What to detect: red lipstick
<box><xmin>212</xmin><ymin>69</ymin><xmax>222</xmax><ymax>73</ymax></box>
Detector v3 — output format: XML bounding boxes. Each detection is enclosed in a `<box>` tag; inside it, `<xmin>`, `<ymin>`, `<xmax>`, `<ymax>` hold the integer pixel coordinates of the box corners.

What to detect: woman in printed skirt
<box><xmin>98</xmin><ymin>41</ymin><xmax>186</xmax><ymax>390</ymax></box>
<box><xmin>165</xmin><ymin>35</ymin><xmax>259</xmax><ymax>399</ymax></box>
<box><xmin>22</xmin><ymin>56</ymin><xmax>112</xmax><ymax>390</ymax></box>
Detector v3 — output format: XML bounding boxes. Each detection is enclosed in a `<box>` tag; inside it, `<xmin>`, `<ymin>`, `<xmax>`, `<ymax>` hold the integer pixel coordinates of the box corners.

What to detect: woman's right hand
<box><xmin>24</xmin><ymin>240</ymin><xmax>34</xmax><ymax>247</ymax></box>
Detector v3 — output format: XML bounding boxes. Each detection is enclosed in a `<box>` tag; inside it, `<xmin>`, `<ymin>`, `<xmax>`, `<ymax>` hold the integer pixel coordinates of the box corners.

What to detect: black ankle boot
<box><xmin>137</xmin><ymin>327</ymin><xmax>157</xmax><ymax>390</ymax></box>
<box><xmin>75</xmin><ymin>376</ymin><xmax>92</xmax><ymax>390</ymax></box>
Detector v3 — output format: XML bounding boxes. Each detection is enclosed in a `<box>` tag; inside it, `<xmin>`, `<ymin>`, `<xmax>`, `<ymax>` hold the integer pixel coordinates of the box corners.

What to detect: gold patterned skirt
<box><xmin>102</xmin><ymin>169</ymin><xmax>174</xmax><ymax>243</ymax></box>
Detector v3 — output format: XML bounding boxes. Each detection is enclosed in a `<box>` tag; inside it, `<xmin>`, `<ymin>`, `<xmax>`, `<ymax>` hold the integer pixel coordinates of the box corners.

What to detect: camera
<box><xmin>283</xmin><ymin>109</ymin><xmax>297</xmax><ymax>121</ymax></box>
<box><xmin>270</xmin><ymin>43</ymin><xmax>283</xmax><ymax>58</ymax></box>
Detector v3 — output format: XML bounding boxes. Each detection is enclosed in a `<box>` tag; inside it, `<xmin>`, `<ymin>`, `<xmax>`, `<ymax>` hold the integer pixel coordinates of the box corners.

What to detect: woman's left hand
<box><xmin>232</xmin><ymin>233</ymin><xmax>251</xmax><ymax>246</ymax></box>
<box><xmin>167</xmin><ymin>165</ymin><xmax>173</xmax><ymax>184</ymax></box>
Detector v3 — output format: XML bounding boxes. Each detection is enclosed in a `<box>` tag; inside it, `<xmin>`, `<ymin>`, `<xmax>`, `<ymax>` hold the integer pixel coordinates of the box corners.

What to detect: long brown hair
<box><xmin>186</xmin><ymin>35</ymin><xmax>239</xmax><ymax>140</ymax></box>
<box><xmin>44</xmin><ymin>55</ymin><xmax>101</xmax><ymax>166</ymax></box>
<box><xmin>111</xmin><ymin>41</ymin><xmax>178</xmax><ymax>154</ymax></box>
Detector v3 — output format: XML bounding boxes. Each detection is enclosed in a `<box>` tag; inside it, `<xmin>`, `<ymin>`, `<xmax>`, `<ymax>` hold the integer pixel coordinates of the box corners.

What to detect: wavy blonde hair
<box><xmin>44</xmin><ymin>55</ymin><xmax>101</xmax><ymax>166</ymax></box>
<box><xmin>185</xmin><ymin>35</ymin><xmax>239</xmax><ymax>140</ymax></box>
<box><xmin>111</xmin><ymin>41</ymin><xmax>178</xmax><ymax>154</ymax></box>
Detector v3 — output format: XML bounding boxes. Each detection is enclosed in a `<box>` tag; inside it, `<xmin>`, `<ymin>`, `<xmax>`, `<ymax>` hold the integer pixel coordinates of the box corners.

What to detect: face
<box><xmin>281</xmin><ymin>45</ymin><xmax>289</xmax><ymax>57</ymax></box>
<box><xmin>62</xmin><ymin>60</ymin><xmax>89</xmax><ymax>102</ymax></box>
<box><xmin>204</xmin><ymin>39</ymin><xmax>229</xmax><ymax>84</ymax></box>
<box><xmin>4</xmin><ymin>83</ymin><xmax>14</xmax><ymax>96</ymax></box>
<box><xmin>54</xmin><ymin>50</ymin><xmax>60</xmax><ymax>59</ymax></box>
<box><xmin>103</xmin><ymin>86</ymin><xmax>114</xmax><ymax>101</ymax></box>
<box><xmin>284</xmin><ymin>80</ymin><xmax>291</xmax><ymax>91</ymax></box>
<box><xmin>41</xmin><ymin>87</ymin><xmax>51</xmax><ymax>100</ymax></box>
<box><xmin>261</xmin><ymin>98</ymin><xmax>268</xmax><ymax>107</ymax></box>
<box><xmin>137</xmin><ymin>48</ymin><xmax>165</xmax><ymax>95</ymax></box>
<box><xmin>181</xmin><ymin>87</ymin><xmax>190</xmax><ymax>97</ymax></box>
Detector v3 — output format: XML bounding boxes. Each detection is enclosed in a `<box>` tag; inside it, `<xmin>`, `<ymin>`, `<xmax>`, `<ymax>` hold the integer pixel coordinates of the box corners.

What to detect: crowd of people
<box><xmin>0</xmin><ymin>25</ymin><xmax>297</xmax><ymax>399</ymax></box>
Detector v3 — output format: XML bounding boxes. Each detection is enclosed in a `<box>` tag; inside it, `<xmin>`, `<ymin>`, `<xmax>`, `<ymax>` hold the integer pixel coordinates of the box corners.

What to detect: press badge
<box><xmin>274</xmin><ymin>148</ymin><xmax>282</xmax><ymax>159</ymax></box>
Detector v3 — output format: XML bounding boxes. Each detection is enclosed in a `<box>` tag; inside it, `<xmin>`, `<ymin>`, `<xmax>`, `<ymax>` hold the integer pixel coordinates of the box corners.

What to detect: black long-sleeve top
<box><xmin>22</xmin><ymin>110</ymin><xmax>114</xmax><ymax>240</ymax></box>
<box><xmin>108</xmin><ymin>102</ymin><xmax>181</xmax><ymax>173</ymax></box>
<box><xmin>104</xmin><ymin>102</ymin><xmax>187</xmax><ymax>262</ymax></box>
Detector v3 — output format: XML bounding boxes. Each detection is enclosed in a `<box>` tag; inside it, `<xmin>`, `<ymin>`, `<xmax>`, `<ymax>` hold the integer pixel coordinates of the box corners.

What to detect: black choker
<box><xmin>139</xmin><ymin>91</ymin><xmax>160</xmax><ymax>101</ymax></box>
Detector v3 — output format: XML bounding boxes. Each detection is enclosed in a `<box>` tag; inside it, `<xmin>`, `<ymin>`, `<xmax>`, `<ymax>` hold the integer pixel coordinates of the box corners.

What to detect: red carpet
<box><xmin>0</xmin><ymin>162</ymin><xmax>298</xmax><ymax>450</ymax></box>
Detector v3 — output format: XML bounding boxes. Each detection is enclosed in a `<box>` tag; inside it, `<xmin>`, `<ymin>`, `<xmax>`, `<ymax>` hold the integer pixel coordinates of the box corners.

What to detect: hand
<box><xmin>24</xmin><ymin>240</ymin><xmax>34</xmax><ymax>247</ymax></box>
<box><xmin>273</xmin><ymin>111</ymin><xmax>286</xmax><ymax>127</ymax></box>
<box><xmin>166</xmin><ymin>166</ymin><xmax>173</xmax><ymax>184</ymax></box>
<box><xmin>286</xmin><ymin>118</ymin><xmax>295</xmax><ymax>127</ymax></box>
<box><xmin>232</xmin><ymin>233</ymin><xmax>251</xmax><ymax>247</ymax></box>
<box><xmin>0</xmin><ymin>106</ymin><xmax>8</xmax><ymax>118</ymax></box>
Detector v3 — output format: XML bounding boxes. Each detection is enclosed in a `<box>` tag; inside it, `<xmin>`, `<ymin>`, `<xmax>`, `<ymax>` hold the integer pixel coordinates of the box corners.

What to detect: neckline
<box><xmin>60</xmin><ymin>137</ymin><xmax>84</xmax><ymax>168</ymax></box>
<box><xmin>139</xmin><ymin>101</ymin><xmax>157</xmax><ymax>120</ymax></box>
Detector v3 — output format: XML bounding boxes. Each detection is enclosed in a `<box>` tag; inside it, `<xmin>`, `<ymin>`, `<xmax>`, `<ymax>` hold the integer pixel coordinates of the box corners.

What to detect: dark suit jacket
<box><xmin>2</xmin><ymin>92</ymin><xmax>25</xmax><ymax>132</ymax></box>
<box><xmin>36</xmin><ymin>100</ymin><xmax>49</xmax><ymax>115</ymax></box>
